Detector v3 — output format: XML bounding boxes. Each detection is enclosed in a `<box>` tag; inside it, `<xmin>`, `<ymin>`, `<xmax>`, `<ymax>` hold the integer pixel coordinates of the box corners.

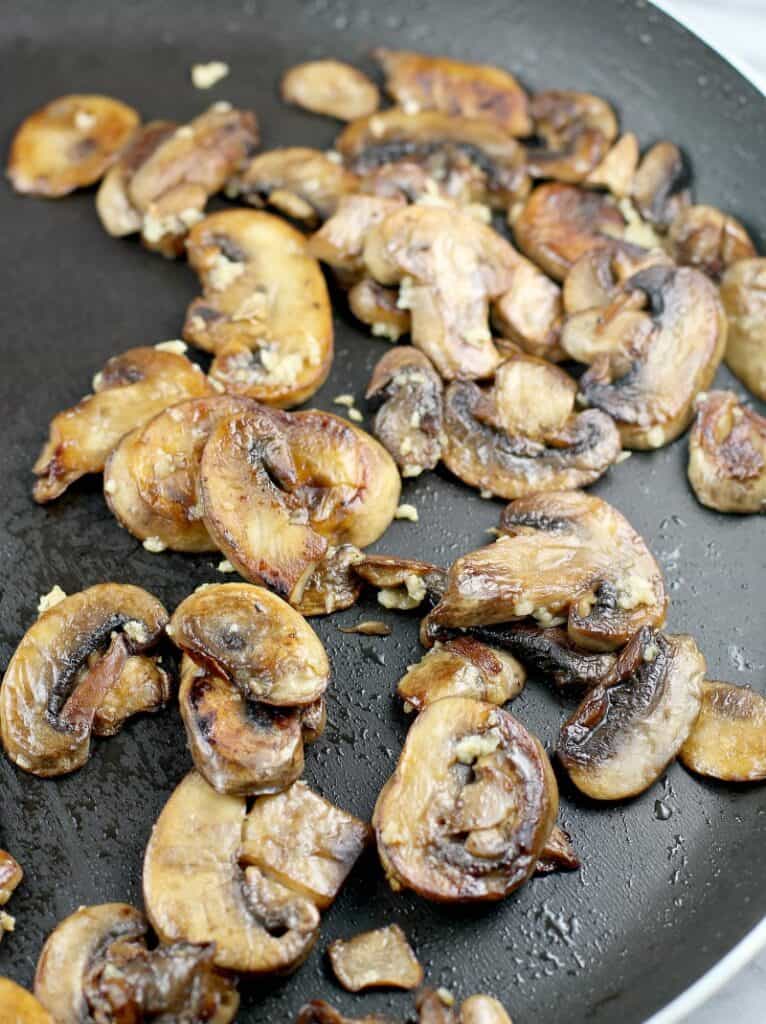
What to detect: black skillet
<box><xmin>0</xmin><ymin>1</ymin><xmax>764</xmax><ymax>1021</ymax></box>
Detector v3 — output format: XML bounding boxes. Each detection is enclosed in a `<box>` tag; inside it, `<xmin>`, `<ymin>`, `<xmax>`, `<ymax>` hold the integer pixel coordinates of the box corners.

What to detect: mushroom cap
<box><xmin>631</xmin><ymin>140</ymin><xmax>690</xmax><ymax>229</ymax></box>
<box><xmin>666</xmin><ymin>204</ymin><xmax>756</xmax><ymax>279</ymax></box>
<box><xmin>281</xmin><ymin>61</ymin><xmax>380</xmax><ymax>121</ymax></box>
<box><xmin>460</xmin><ymin>995</ymin><xmax>513</xmax><ymax>1024</ymax></box>
<box><xmin>0</xmin><ymin>584</ymin><xmax>168</xmax><ymax>776</ymax></box>
<box><xmin>0</xmin><ymin>978</ymin><xmax>54</xmax><ymax>1023</ymax></box>
<box><xmin>527</xmin><ymin>89</ymin><xmax>618</xmax><ymax>184</ymax></box>
<box><xmin>426</xmin><ymin>490</ymin><xmax>665</xmax><ymax>650</ymax></box>
<box><xmin>143</xmin><ymin>772</ymin><xmax>320</xmax><ymax>973</ymax></box>
<box><xmin>8</xmin><ymin>94</ymin><xmax>140</xmax><ymax>197</ymax></box>
<box><xmin>168</xmin><ymin>583</ymin><xmax>330</xmax><ymax>707</ymax></box>
<box><xmin>96</xmin><ymin>120</ymin><xmax>178</xmax><ymax>236</ymax></box>
<box><xmin>584</xmin><ymin>132</ymin><xmax>639</xmax><ymax>199</ymax></box>
<box><xmin>183</xmin><ymin>209</ymin><xmax>333</xmax><ymax>408</ymax></box>
<box><xmin>720</xmin><ymin>258</ymin><xmax>766</xmax><ymax>401</ymax></box>
<box><xmin>562</xmin><ymin>241</ymin><xmax>671</xmax><ymax>317</ymax></box>
<box><xmin>397</xmin><ymin>637</ymin><xmax>525</xmax><ymax>712</ymax></box>
<box><xmin>373</xmin><ymin>698</ymin><xmax>558</xmax><ymax>902</ymax></box>
<box><xmin>679</xmin><ymin>680</ymin><xmax>766</xmax><ymax>782</ymax></box>
<box><xmin>328</xmin><ymin>924</ymin><xmax>423</xmax><ymax>992</ymax></box>
<box><xmin>33</xmin><ymin>346</ymin><xmax>211</xmax><ymax>503</ymax></box>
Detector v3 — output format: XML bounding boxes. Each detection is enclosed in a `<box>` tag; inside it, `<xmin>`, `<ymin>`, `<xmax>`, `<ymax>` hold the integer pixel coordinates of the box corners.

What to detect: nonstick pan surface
<box><xmin>0</xmin><ymin>2</ymin><xmax>764</xmax><ymax>1021</ymax></box>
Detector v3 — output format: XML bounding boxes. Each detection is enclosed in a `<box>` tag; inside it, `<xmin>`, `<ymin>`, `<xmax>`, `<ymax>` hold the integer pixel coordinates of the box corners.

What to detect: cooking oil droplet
<box><xmin>654</xmin><ymin>799</ymin><xmax>672</xmax><ymax>821</ymax></box>
<box><xmin>362</xmin><ymin>643</ymin><xmax>385</xmax><ymax>666</ymax></box>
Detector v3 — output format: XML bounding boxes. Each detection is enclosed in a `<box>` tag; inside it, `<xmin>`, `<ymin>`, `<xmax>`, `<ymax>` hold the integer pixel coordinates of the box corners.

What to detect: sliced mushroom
<box><xmin>584</xmin><ymin>132</ymin><xmax>639</xmax><ymax>198</ymax></box>
<box><xmin>527</xmin><ymin>90</ymin><xmax>618</xmax><ymax>184</ymax></box>
<box><xmin>8</xmin><ymin>94</ymin><xmax>140</xmax><ymax>197</ymax></box>
<box><xmin>183</xmin><ymin>210</ymin><xmax>333</xmax><ymax>406</ymax></box>
<box><xmin>631</xmin><ymin>141</ymin><xmax>690</xmax><ymax>230</ymax></box>
<box><xmin>34</xmin><ymin>902</ymin><xmax>237</xmax><ymax>1024</ymax></box>
<box><xmin>417</xmin><ymin>989</ymin><xmax>458</xmax><ymax>1024</ymax></box>
<box><xmin>128</xmin><ymin>104</ymin><xmax>259</xmax><ymax>257</ymax></box>
<box><xmin>293</xmin><ymin>545</ymin><xmax>364</xmax><ymax>617</ymax></box>
<box><xmin>666</xmin><ymin>204</ymin><xmax>756</xmax><ymax>279</ymax></box>
<box><xmin>363</xmin><ymin>204</ymin><xmax>519</xmax><ymax>379</ymax></box>
<box><xmin>328</xmin><ymin>924</ymin><xmax>423</xmax><ymax>992</ymax></box>
<box><xmin>373</xmin><ymin>698</ymin><xmax>558</xmax><ymax>901</ymax></box>
<box><xmin>348</xmin><ymin>277</ymin><xmax>411</xmax><ymax>340</ymax></box>
<box><xmin>91</xmin><ymin>655</ymin><xmax>172</xmax><ymax>737</ymax></box>
<box><xmin>309</xmin><ymin>194</ymin><xmax>406</xmax><ymax>278</ymax></box>
<box><xmin>562</xmin><ymin>241</ymin><xmax>671</xmax><ymax>317</ymax></box>
<box><xmin>397</xmin><ymin>637</ymin><xmax>525</xmax><ymax>712</ymax></box>
<box><xmin>199</xmin><ymin>408</ymin><xmax>400</xmax><ymax>601</ymax></box>
<box><xmin>33</xmin><ymin>346</ymin><xmax>211</xmax><ymax>503</ymax></box>
<box><xmin>296</xmin><ymin>1001</ymin><xmax>393</xmax><ymax>1024</ymax></box>
<box><xmin>578</xmin><ymin>264</ymin><xmax>727</xmax><ymax>448</ymax></box>
<box><xmin>688</xmin><ymin>390</ymin><xmax>766</xmax><ymax>514</ymax></box>
<box><xmin>441</xmin><ymin>351</ymin><xmax>622</xmax><ymax>498</ymax></box>
<box><xmin>240</xmin><ymin>780</ymin><xmax>371</xmax><ymax>909</ymax></box>
<box><xmin>492</xmin><ymin>259</ymin><xmax>565</xmax><ymax>361</ymax></box>
<box><xmin>425</xmin><ymin>490</ymin><xmax>665</xmax><ymax>651</ymax></box>
<box><xmin>169</xmin><ymin>583</ymin><xmax>329</xmax><ymax>707</ymax></box>
<box><xmin>228</xmin><ymin>147</ymin><xmax>360</xmax><ymax>225</ymax></box>
<box><xmin>558</xmin><ymin>629</ymin><xmax>705</xmax><ymax>800</ymax></box>
<box><xmin>721</xmin><ymin>258</ymin><xmax>766</xmax><ymax>400</ymax></box>
<box><xmin>0</xmin><ymin>850</ymin><xmax>22</xmax><ymax>942</ymax></box>
<box><xmin>459</xmin><ymin>996</ymin><xmax>513</xmax><ymax>1024</ymax></box>
<box><xmin>354</xmin><ymin>554</ymin><xmax>447</xmax><ymax>613</ymax></box>
<box><xmin>104</xmin><ymin>394</ymin><xmax>258</xmax><ymax>551</ymax></box>
<box><xmin>0</xmin><ymin>584</ymin><xmax>168</xmax><ymax>776</ymax></box>
<box><xmin>337</xmin><ymin>109</ymin><xmax>530</xmax><ymax>209</ymax></box>
<box><xmin>144</xmin><ymin>772</ymin><xmax>320</xmax><ymax>972</ymax></box>
<box><xmin>679</xmin><ymin>680</ymin><xmax>766</xmax><ymax>782</ymax></box>
<box><xmin>373</xmin><ymin>49</ymin><xmax>531</xmax><ymax>136</ymax></box>
<box><xmin>95</xmin><ymin>120</ymin><xmax>178</xmax><ymax>236</ymax></box>
<box><xmin>366</xmin><ymin>347</ymin><xmax>444</xmax><ymax>476</ymax></box>
<box><xmin>0</xmin><ymin>979</ymin><xmax>53</xmax><ymax>1023</ymax></box>
<box><xmin>282</xmin><ymin>61</ymin><xmax>380</xmax><ymax>121</ymax></box>
<box><xmin>512</xmin><ymin>183</ymin><xmax>626</xmax><ymax>282</ymax></box>
<box><xmin>535</xmin><ymin>824</ymin><xmax>580</xmax><ymax>876</ymax></box>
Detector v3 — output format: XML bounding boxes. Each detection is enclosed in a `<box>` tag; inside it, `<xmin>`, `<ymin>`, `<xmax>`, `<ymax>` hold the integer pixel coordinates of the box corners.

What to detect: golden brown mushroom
<box><xmin>348</xmin><ymin>277</ymin><xmax>411</xmax><ymax>340</ymax></box>
<box><xmin>688</xmin><ymin>390</ymin><xmax>766</xmax><ymax>514</ymax></box>
<box><xmin>309</xmin><ymin>194</ymin><xmax>406</xmax><ymax>279</ymax></box>
<box><xmin>527</xmin><ymin>90</ymin><xmax>618</xmax><ymax>183</ymax></box>
<box><xmin>397</xmin><ymin>637</ymin><xmax>525</xmax><ymax>712</ymax></box>
<box><xmin>721</xmin><ymin>259</ymin><xmax>766</xmax><ymax>400</ymax></box>
<box><xmin>492</xmin><ymin>258</ymin><xmax>565</xmax><ymax>361</ymax></box>
<box><xmin>95</xmin><ymin>120</ymin><xmax>178</xmax><ymax>236</ymax></box>
<box><xmin>281</xmin><ymin>60</ymin><xmax>380</xmax><ymax>121</ymax></box>
<box><xmin>666</xmin><ymin>204</ymin><xmax>756</xmax><ymax>279</ymax></box>
<box><xmin>0</xmin><ymin>584</ymin><xmax>168</xmax><ymax>776</ymax></box>
<box><xmin>296</xmin><ymin>1001</ymin><xmax>393</xmax><ymax>1024</ymax></box>
<box><xmin>679</xmin><ymin>681</ymin><xmax>766</xmax><ymax>782</ymax></box>
<box><xmin>354</xmin><ymin>554</ymin><xmax>447</xmax><ymax>613</ymax></box>
<box><xmin>562</xmin><ymin>240</ymin><xmax>672</xmax><ymax>317</ymax></box>
<box><xmin>584</xmin><ymin>132</ymin><xmax>639</xmax><ymax>198</ymax></box>
<box><xmin>373</xmin><ymin>49</ymin><xmax>531</xmax><ymax>136</ymax></box>
<box><xmin>558</xmin><ymin>629</ymin><xmax>705</xmax><ymax>800</ymax></box>
<box><xmin>328</xmin><ymin>925</ymin><xmax>423</xmax><ymax>991</ymax></box>
<box><xmin>535</xmin><ymin>824</ymin><xmax>581</xmax><ymax>876</ymax></box>
<box><xmin>441</xmin><ymin>351</ymin><xmax>622</xmax><ymax>499</ymax></box>
<box><xmin>425</xmin><ymin>490</ymin><xmax>665</xmax><ymax>651</ymax></box>
<box><xmin>0</xmin><ymin>979</ymin><xmax>53</xmax><ymax>1023</ymax></box>
<box><xmin>459</xmin><ymin>996</ymin><xmax>513</xmax><ymax>1024</ymax></box>
<box><xmin>0</xmin><ymin>850</ymin><xmax>22</xmax><ymax>942</ymax></box>
<box><xmin>366</xmin><ymin>347</ymin><xmax>444</xmax><ymax>477</ymax></box>
<box><xmin>577</xmin><ymin>264</ymin><xmax>727</xmax><ymax>448</ymax></box>
<box><xmin>373</xmin><ymin>698</ymin><xmax>558</xmax><ymax>902</ymax></box>
<box><xmin>293</xmin><ymin>544</ymin><xmax>365</xmax><ymax>617</ymax></box>
<box><xmin>33</xmin><ymin>346</ymin><xmax>211</xmax><ymax>503</ymax></box>
<box><xmin>631</xmin><ymin>141</ymin><xmax>690</xmax><ymax>230</ymax></box>
<box><xmin>183</xmin><ymin>209</ymin><xmax>333</xmax><ymax>407</ymax></box>
<box><xmin>8</xmin><ymin>94</ymin><xmax>140</xmax><ymax>197</ymax></box>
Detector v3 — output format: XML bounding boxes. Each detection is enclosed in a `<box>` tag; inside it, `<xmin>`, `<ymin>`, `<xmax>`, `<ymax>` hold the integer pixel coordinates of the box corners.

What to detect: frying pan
<box><xmin>0</xmin><ymin>1</ymin><xmax>764</xmax><ymax>1021</ymax></box>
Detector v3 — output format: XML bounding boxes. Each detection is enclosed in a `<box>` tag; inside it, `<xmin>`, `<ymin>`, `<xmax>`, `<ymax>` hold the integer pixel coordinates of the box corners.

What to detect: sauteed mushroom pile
<box><xmin>2</xmin><ymin>38</ymin><xmax>765</xmax><ymax>1024</ymax></box>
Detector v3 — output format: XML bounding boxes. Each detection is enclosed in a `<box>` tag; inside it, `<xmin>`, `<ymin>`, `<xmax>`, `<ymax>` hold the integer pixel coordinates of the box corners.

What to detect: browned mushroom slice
<box><xmin>127</xmin><ymin>104</ymin><xmax>258</xmax><ymax>257</ymax></box>
<box><xmin>535</xmin><ymin>824</ymin><xmax>580</xmax><ymax>876</ymax></box>
<box><xmin>296</xmin><ymin>1001</ymin><xmax>393</xmax><ymax>1024</ymax></box>
<box><xmin>374</xmin><ymin>698</ymin><xmax>557</xmax><ymax>902</ymax></box>
<box><xmin>373</xmin><ymin>49</ymin><xmax>531</xmax><ymax>137</ymax></box>
<box><xmin>228</xmin><ymin>147</ymin><xmax>360</xmax><ymax>225</ymax></box>
<box><xmin>492</xmin><ymin>259</ymin><xmax>565</xmax><ymax>361</ymax></box>
<box><xmin>366</xmin><ymin>348</ymin><xmax>444</xmax><ymax>476</ymax></box>
<box><xmin>679</xmin><ymin>680</ymin><xmax>766</xmax><ymax>782</ymax></box>
<box><xmin>169</xmin><ymin>583</ymin><xmax>329</xmax><ymax>707</ymax></box>
<box><xmin>666</xmin><ymin>204</ymin><xmax>756</xmax><ymax>279</ymax></box>
<box><xmin>144</xmin><ymin>772</ymin><xmax>320</xmax><ymax>973</ymax></box>
<box><xmin>183</xmin><ymin>210</ymin><xmax>333</xmax><ymax>407</ymax></box>
<box><xmin>398</xmin><ymin>637</ymin><xmax>525</xmax><ymax>712</ymax></box>
<box><xmin>417</xmin><ymin>989</ymin><xmax>458</xmax><ymax>1024</ymax></box>
<box><xmin>459</xmin><ymin>996</ymin><xmax>513</xmax><ymax>1024</ymax></box>
<box><xmin>293</xmin><ymin>545</ymin><xmax>364</xmax><ymax>617</ymax></box>
<box><xmin>584</xmin><ymin>132</ymin><xmax>639</xmax><ymax>198</ymax></box>
<box><xmin>179</xmin><ymin>656</ymin><xmax>321</xmax><ymax>795</ymax></box>
<box><xmin>0</xmin><ymin>850</ymin><xmax>22</xmax><ymax>942</ymax></box>
<box><xmin>688</xmin><ymin>390</ymin><xmax>766</xmax><ymax>514</ymax></box>
<box><xmin>348</xmin><ymin>277</ymin><xmax>411</xmax><ymax>340</ymax></box>
<box><xmin>562</xmin><ymin>241</ymin><xmax>671</xmax><ymax>316</ymax></box>
<box><xmin>282</xmin><ymin>61</ymin><xmax>380</xmax><ymax>121</ymax></box>
<box><xmin>512</xmin><ymin>183</ymin><xmax>626</xmax><ymax>282</ymax></box>
<box><xmin>527</xmin><ymin>90</ymin><xmax>618</xmax><ymax>184</ymax></box>
<box><xmin>95</xmin><ymin>120</ymin><xmax>178</xmax><ymax>236</ymax></box>
<box><xmin>33</xmin><ymin>346</ymin><xmax>211</xmax><ymax>503</ymax></box>
<box><xmin>0</xmin><ymin>979</ymin><xmax>53</xmax><ymax>1023</ymax></box>
<box><xmin>104</xmin><ymin>394</ymin><xmax>259</xmax><ymax>551</ymax></box>
<box><xmin>240</xmin><ymin>781</ymin><xmax>371</xmax><ymax>909</ymax></box>
<box><xmin>426</xmin><ymin>490</ymin><xmax>665</xmax><ymax>651</ymax></box>
<box><xmin>0</xmin><ymin>584</ymin><xmax>168</xmax><ymax>776</ymax></box>
<box><xmin>354</xmin><ymin>554</ymin><xmax>447</xmax><ymax>612</ymax></box>
<box><xmin>8</xmin><ymin>94</ymin><xmax>140</xmax><ymax>197</ymax></box>
<box><xmin>363</xmin><ymin>204</ymin><xmax>519</xmax><ymax>379</ymax></box>
<box><xmin>34</xmin><ymin>902</ymin><xmax>238</xmax><ymax>1024</ymax></box>
<box><xmin>578</xmin><ymin>264</ymin><xmax>727</xmax><ymax>448</ymax></box>
<box><xmin>92</xmin><ymin>655</ymin><xmax>171</xmax><ymax>737</ymax></box>
<box><xmin>631</xmin><ymin>141</ymin><xmax>690</xmax><ymax>230</ymax></box>
<box><xmin>337</xmin><ymin>109</ymin><xmax>530</xmax><ymax>209</ymax></box>
<box><xmin>442</xmin><ymin>352</ymin><xmax>622</xmax><ymax>499</ymax></box>
<box><xmin>559</xmin><ymin>629</ymin><xmax>705</xmax><ymax>800</ymax></box>
<box><xmin>328</xmin><ymin>924</ymin><xmax>423</xmax><ymax>991</ymax></box>
<box><xmin>309</xmin><ymin>194</ymin><xmax>406</xmax><ymax>277</ymax></box>
<box><xmin>721</xmin><ymin>258</ymin><xmax>766</xmax><ymax>400</ymax></box>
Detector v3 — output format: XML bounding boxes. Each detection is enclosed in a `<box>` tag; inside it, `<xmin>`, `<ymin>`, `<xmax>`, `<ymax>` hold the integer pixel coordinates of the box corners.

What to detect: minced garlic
<box><xmin>37</xmin><ymin>585</ymin><xmax>67</xmax><ymax>615</ymax></box>
<box><xmin>191</xmin><ymin>61</ymin><xmax>230</xmax><ymax>90</ymax></box>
